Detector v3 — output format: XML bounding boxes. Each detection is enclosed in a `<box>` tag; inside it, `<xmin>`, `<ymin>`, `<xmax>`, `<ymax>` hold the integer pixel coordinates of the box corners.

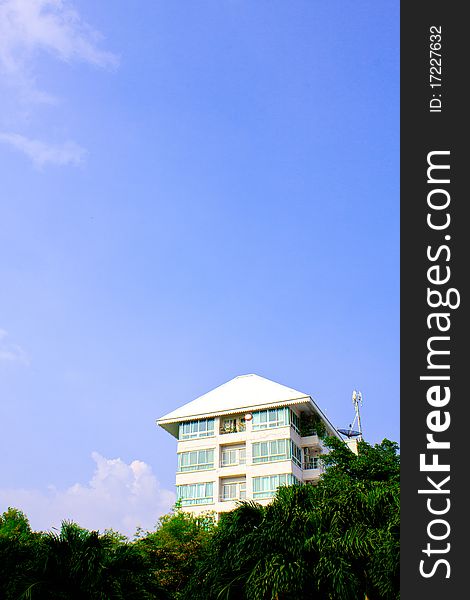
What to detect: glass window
<box><xmin>252</xmin><ymin>474</ymin><xmax>300</xmax><ymax>499</ymax></box>
<box><xmin>221</xmin><ymin>480</ymin><xmax>246</xmax><ymax>501</ymax></box>
<box><xmin>177</xmin><ymin>449</ymin><xmax>214</xmax><ymax>472</ymax></box>
<box><xmin>222</xmin><ymin>483</ymin><xmax>237</xmax><ymax>500</ymax></box>
<box><xmin>221</xmin><ymin>446</ymin><xmax>246</xmax><ymax>467</ymax></box>
<box><xmin>252</xmin><ymin>439</ymin><xmax>288</xmax><ymax>463</ymax></box>
<box><xmin>290</xmin><ymin>410</ymin><xmax>300</xmax><ymax>434</ymax></box>
<box><xmin>179</xmin><ymin>419</ymin><xmax>215</xmax><ymax>439</ymax></box>
<box><xmin>221</xmin><ymin>449</ymin><xmax>233</xmax><ymax>466</ymax></box>
<box><xmin>252</xmin><ymin>407</ymin><xmax>289</xmax><ymax>430</ymax></box>
<box><xmin>252</xmin><ymin>438</ymin><xmax>301</xmax><ymax>466</ymax></box>
<box><xmin>176</xmin><ymin>482</ymin><xmax>214</xmax><ymax>505</ymax></box>
<box><xmin>290</xmin><ymin>440</ymin><xmax>302</xmax><ymax>467</ymax></box>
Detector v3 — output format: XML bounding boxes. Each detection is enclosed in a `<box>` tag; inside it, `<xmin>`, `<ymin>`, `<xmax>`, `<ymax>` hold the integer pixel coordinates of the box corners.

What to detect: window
<box><xmin>252</xmin><ymin>407</ymin><xmax>300</xmax><ymax>432</ymax></box>
<box><xmin>252</xmin><ymin>439</ymin><xmax>288</xmax><ymax>463</ymax></box>
<box><xmin>252</xmin><ymin>438</ymin><xmax>302</xmax><ymax>466</ymax></box>
<box><xmin>221</xmin><ymin>446</ymin><xmax>246</xmax><ymax>467</ymax></box>
<box><xmin>252</xmin><ymin>407</ymin><xmax>289</xmax><ymax>430</ymax></box>
<box><xmin>253</xmin><ymin>474</ymin><xmax>300</xmax><ymax>499</ymax></box>
<box><xmin>177</xmin><ymin>449</ymin><xmax>214</xmax><ymax>472</ymax></box>
<box><xmin>290</xmin><ymin>410</ymin><xmax>300</xmax><ymax>434</ymax></box>
<box><xmin>221</xmin><ymin>480</ymin><xmax>246</xmax><ymax>501</ymax></box>
<box><xmin>290</xmin><ymin>440</ymin><xmax>302</xmax><ymax>467</ymax></box>
<box><xmin>176</xmin><ymin>482</ymin><xmax>214</xmax><ymax>506</ymax></box>
<box><xmin>179</xmin><ymin>419</ymin><xmax>215</xmax><ymax>440</ymax></box>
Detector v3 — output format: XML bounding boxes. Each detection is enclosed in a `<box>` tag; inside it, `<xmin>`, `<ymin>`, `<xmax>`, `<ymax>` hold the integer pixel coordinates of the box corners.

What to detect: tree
<box><xmin>0</xmin><ymin>515</ymin><xmax>166</xmax><ymax>599</ymax></box>
<box><xmin>0</xmin><ymin>439</ymin><xmax>399</xmax><ymax>599</ymax></box>
<box><xmin>320</xmin><ymin>437</ymin><xmax>400</xmax><ymax>484</ymax></box>
<box><xmin>183</xmin><ymin>438</ymin><xmax>400</xmax><ymax>600</ymax></box>
<box><xmin>0</xmin><ymin>507</ymin><xmax>41</xmax><ymax>599</ymax></box>
<box><xmin>136</xmin><ymin>503</ymin><xmax>215</xmax><ymax>599</ymax></box>
<box><xmin>0</xmin><ymin>507</ymin><xmax>33</xmax><ymax>540</ymax></box>
<box><xmin>315</xmin><ymin>437</ymin><xmax>400</xmax><ymax>599</ymax></box>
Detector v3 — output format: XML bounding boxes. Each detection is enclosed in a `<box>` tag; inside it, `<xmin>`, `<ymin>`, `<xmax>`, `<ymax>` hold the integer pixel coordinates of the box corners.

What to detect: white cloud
<box><xmin>0</xmin><ymin>453</ymin><xmax>176</xmax><ymax>537</ymax></box>
<box><xmin>0</xmin><ymin>0</ymin><xmax>118</xmax><ymax>166</ymax></box>
<box><xmin>0</xmin><ymin>328</ymin><xmax>29</xmax><ymax>365</ymax></box>
<box><xmin>0</xmin><ymin>131</ymin><xmax>86</xmax><ymax>167</ymax></box>
<box><xmin>0</xmin><ymin>0</ymin><xmax>118</xmax><ymax>100</ymax></box>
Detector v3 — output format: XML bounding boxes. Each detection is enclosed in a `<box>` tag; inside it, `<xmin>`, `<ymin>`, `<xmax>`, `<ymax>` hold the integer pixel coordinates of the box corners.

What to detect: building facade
<box><xmin>157</xmin><ymin>374</ymin><xmax>343</xmax><ymax>517</ymax></box>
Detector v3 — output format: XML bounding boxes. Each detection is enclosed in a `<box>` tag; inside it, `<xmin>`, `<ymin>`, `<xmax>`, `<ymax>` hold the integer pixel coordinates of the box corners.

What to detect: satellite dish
<box><xmin>338</xmin><ymin>428</ymin><xmax>361</xmax><ymax>438</ymax></box>
<box><xmin>244</xmin><ymin>413</ymin><xmax>252</xmax><ymax>421</ymax></box>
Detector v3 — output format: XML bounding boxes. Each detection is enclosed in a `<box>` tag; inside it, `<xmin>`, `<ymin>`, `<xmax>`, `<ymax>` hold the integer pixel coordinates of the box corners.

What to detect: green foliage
<box><xmin>320</xmin><ymin>436</ymin><xmax>400</xmax><ymax>484</ymax></box>
<box><xmin>0</xmin><ymin>507</ymin><xmax>32</xmax><ymax>540</ymax></box>
<box><xmin>136</xmin><ymin>504</ymin><xmax>216</xmax><ymax>599</ymax></box>
<box><xmin>299</xmin><ymin>413</ymin><xmax>327</xmax><ymax>438</ymax></box>
<box><xmin>0</xmin><ymin>439</ymin><xmax>399</xmax><ymax>600</ymax></box>
<box><xmin>0</xmin><ymin>508</ymin><xmax>40</xmax><ymax>600</ymax></box>
<box><xmin>0</xmin><ymin>517</ymin><xmax>165</xmax><ymax>599</ymax></box>
<box><xmin>184</xmin><ymin>438</ymin><xmax>400</xmax><ymax>600</ymax></box>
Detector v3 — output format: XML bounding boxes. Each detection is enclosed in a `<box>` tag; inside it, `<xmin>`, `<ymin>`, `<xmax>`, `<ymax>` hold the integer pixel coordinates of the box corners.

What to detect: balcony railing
<box><xmin>303</xmin><ymin>457</ymin><xmax>322</xmax><ymax>470</ymax></box>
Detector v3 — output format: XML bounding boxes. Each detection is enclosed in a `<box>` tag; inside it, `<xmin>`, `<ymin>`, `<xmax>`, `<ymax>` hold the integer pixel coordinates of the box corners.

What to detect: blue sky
<box><xmin>0</xmin><ymin>0</ymin><xmax>399</xmax><ymax>535</ymax></box>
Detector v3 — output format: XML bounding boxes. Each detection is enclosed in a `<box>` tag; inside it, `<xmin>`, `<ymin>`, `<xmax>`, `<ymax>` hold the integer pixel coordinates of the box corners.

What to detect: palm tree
<box><xmin>16</xmin><ymin>521</ymin><xmax>163</xmax><ymax>599</ymax></box>
<box><xmin>183</xmin><ymin>438</ymin><xmax>399</xmax><ymax>600</ymax></box>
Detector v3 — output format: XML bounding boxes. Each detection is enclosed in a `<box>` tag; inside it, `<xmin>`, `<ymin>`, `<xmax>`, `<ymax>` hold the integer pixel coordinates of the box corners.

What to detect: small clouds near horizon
<box><xmin>0</xmin><ymin>131</ymin><xmax>86</xmax><ymax>167</ymax></box>
<box><xmin>0</xmin><ymin>453</ymin><xmax>175</xmax><ymax>537</ymax></box>
<box><xmin>0</xmin><ymin>328</ymin><xmax>29</xmax><ymax>365</ymax></box>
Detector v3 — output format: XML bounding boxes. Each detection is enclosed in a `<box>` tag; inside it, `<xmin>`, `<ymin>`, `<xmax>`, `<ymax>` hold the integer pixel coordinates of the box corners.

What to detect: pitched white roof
<box><xmin>158</xmin><ymin>373</ymin><xmax>344</xmax><ymax>439</ymax></box>
<box><xmin>158</xmin><ymin>373</ymin><xmax>310</xmax><ymax>423</ymax></box>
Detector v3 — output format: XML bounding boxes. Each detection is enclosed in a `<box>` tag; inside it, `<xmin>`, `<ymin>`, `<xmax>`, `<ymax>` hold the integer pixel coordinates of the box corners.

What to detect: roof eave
<box><xmin>157</xmin><ymin>395</ymin><xmax>312</xmax><ymax>426</ymax></box>
<box><xmin>157</xmin><ymin>395</ymin><xmax>342</xmax><ymax>440</ymax></box>
<box><xmin>157</xmin><ymin>420</ymin><xmax>179</xmax><ymax>438</ymax></box>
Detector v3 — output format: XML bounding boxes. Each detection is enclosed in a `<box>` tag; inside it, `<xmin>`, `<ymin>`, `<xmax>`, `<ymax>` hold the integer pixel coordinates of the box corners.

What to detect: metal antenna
<box><xmin>337</xmin><ymin>390</ymin><xmax>364</xmax><ymax>440</ymax></box>
<box><xmin>351</xmin><ymin>390</ymin><xmax>363</xmax><ymax>440</ymax></box>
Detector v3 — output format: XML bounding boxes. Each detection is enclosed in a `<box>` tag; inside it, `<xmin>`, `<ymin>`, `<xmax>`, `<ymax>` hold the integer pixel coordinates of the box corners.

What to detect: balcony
<box><xmin>299</xmin><ymin>413</ymin><xmax>326</xmax><ymax>439</ymax></box>
<box><xmin>219</xmin><ymin>416</ymin><xmax>246</xmax><ymax>435</ymax></box>
<box><xmin>302</xmin><ymin>447</ymin><xmax>323</xmax><ymax>474</ymax></box>
<box><xmin>303</xmin><ymin>456</ymin><xmax>322</xmax><ymax>470</ymax></box>
<box><xmin>299</xmin><ymin>434</ymin><xmax>321</xmax><ymax>448</ymax></box>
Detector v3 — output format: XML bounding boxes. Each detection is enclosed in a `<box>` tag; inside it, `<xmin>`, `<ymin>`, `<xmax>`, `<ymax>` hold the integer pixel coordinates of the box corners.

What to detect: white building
<box><xmin>157</xmin><ymin>374</ymin><xmax>343</xmax><ymax>517</ymax></box>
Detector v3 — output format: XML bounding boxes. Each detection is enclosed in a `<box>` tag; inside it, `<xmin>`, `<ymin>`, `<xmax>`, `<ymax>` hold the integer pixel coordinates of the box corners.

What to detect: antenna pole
<box><xmin>352</xmin><ymin>390</ymin><xmax>363</xmax><ymax>441</ymax></box>
<box><xmin>337</xmin><ymin>391</ymin><xmax>365</xmax><ymax>442</ymax></box>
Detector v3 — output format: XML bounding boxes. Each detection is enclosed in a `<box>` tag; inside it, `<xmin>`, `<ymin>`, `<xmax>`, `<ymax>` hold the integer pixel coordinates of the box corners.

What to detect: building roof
<box><xmin>157</xmin><ymin>373</ymin><xmax>340</xmax><ymax>438</ymax></box>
